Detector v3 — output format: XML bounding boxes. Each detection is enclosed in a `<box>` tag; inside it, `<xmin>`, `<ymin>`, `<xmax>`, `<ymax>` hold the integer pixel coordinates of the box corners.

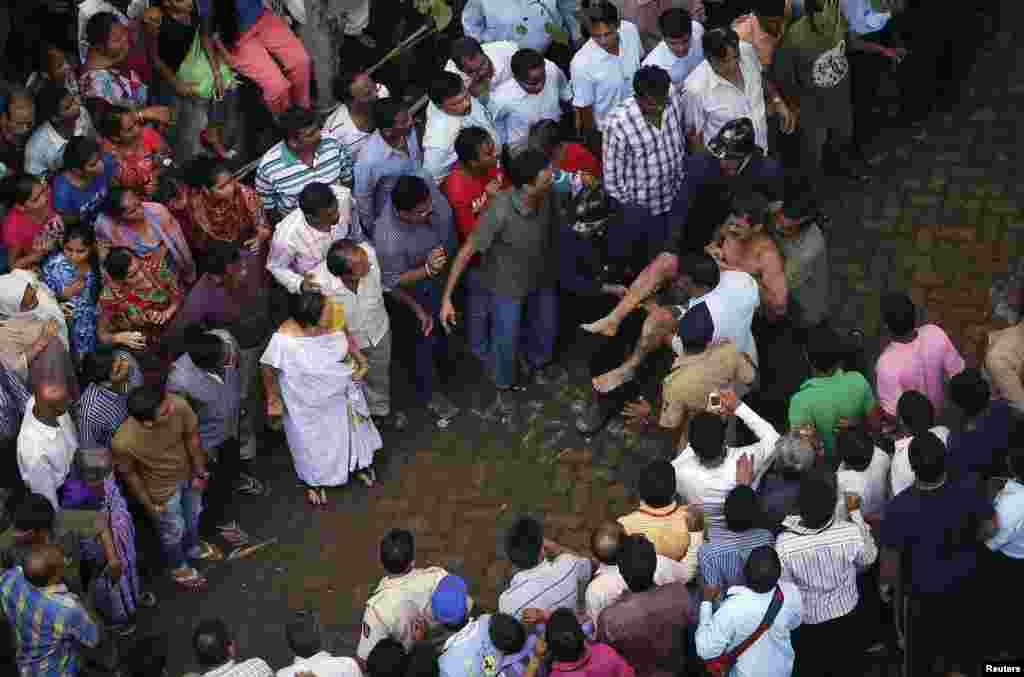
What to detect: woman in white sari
<box><xmin>260</xmin><ymin>291</ymin><xmax>382</xmax><ymax>506</ymax></box>
<box><xmin>0</xmin><ymin>270</ymin><xmax>76</xmax><ymax>394</ymax></box>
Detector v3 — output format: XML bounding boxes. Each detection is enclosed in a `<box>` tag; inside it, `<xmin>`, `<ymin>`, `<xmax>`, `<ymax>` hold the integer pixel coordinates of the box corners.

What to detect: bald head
<box><xmin>591</xmin><ymin>522</ymin><xmax>626</xmax><ymax>565</ymax></box>
<box><xmin>24</xmin><ymin>543</ymin><xmax>64</xmax><ymax>587</ymax></box>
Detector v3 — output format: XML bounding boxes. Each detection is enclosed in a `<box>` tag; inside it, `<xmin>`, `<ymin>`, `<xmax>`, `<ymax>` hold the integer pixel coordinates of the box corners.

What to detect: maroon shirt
<box><xmin>596</xmin><ymin>582</ymin><xmax>693</xmax><ymax>677</ymax></box>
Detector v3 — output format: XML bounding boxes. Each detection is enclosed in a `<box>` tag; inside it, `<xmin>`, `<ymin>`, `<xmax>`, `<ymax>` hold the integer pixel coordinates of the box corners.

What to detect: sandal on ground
<box><xmin>171</xmin><ymin>568</ymin><xmax>207</xmax><ymax>591</ymax></box>
<box><xmin>191</xmin><ymin>541</ymin><xmax>224</xmax><ymax>561</ymax></box>
<box><xmin>355</xmin><ymin>469</ymin><xmax>375</xmax><ymax>487</ymax></box>
<box><xmin>235</xmin><ymin>473</ymin><xmax>267</xmax><ymax>497</ymax></box>
<box><xmin>138</xmin><ymin>591</ymin><xmax>157</xmax><ymax>608</ymax></box>
<box><xmin>305</xmin><ymin>487</ymin><xmax>328</xmax><ymax>507</ymax></box>
<box><xmin>217</xmin><ymin>522</ymin><xmax>250</xmax><ymax>547</ymax></box>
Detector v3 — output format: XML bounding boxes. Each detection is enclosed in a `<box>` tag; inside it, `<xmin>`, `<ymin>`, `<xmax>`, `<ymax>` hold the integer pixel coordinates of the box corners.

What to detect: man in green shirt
<box><xmin>788</xmin><ymin>326</ymin><xmax>880</xmax><ymax>461</ymax></box>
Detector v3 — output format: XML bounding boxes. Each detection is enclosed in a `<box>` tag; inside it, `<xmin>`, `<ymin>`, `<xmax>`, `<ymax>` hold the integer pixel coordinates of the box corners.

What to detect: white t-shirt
<box><xmin>277</xmin><ymin>653</ymin><xmax>362</xmax><ymax>677</ymax></box>
<box><xmin>444</xmin><ymin>40</ymin><xmax>518</xmax><ymax>105</ymax></box>
<box><xmin>641</xmin><ymin>22</ymin><xmax>706</xmax><ymax>86</ymax></box>
<box><xmin>836</xmin><ymin>446</ymin><xmax>892</xmax><ymax>518</ymax></box>
<box><xmin>322</xmin><ymin>84</ymin><xmax>390</xmax><ymax>160</ymax></box>
<box><xmin>890</xmin><ymin>426</ymin><xmax>951</xmax><ymax>497</ymax></box>
<box><xmin>571</xmin><ymin>21</ymin><xmax>644</xmax><ymax>133</ymax></box>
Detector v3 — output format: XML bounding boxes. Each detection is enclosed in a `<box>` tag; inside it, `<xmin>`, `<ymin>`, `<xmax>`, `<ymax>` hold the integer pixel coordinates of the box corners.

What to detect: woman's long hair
<box><xmin>62</xmin><ymin>224</ymin><xmax>103</xmax><ymax>303</ymax></box>
<box><xmin>211</xmin><ymin>0</ymin><xmax>242</xmax><ymax>50</ymax></box>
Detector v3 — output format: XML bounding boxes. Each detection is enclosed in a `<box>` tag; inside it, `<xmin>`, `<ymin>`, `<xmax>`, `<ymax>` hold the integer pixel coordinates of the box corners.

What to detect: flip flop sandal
<box><xmin>217</xmin><ymin>522</ymin><xmax>250</xmax><ymax>546</ymax></box>
<box><xmin>192</xmin><ymin>541</ymin><xmax>225</xmax><ymax>561</ymax></box>
<box><xmin>172</xmin><ymin>568</ymin><xmax>207</xmax><ymax>591</ymax></box>
<box><xmin>227</xmin><ymin>538</ymin><xmax>279</xmax><ymax>560</ymax></box>
<box><xmin>138</xmin><ymin>591</ymin><xmax>157</xmax><ymax>608</ymax></box>
<box><xmin>234</xmin><ymin>474</ymin><xmax>267</xmax><ymax>496</ymax></box>
<box><xmin>356</xmin><ymin>471</ymin><xmax>374</xmax><ymax>487</ymax></box>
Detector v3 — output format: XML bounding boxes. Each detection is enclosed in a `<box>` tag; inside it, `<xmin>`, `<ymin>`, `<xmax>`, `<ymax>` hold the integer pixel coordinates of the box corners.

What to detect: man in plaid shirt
<box><xmin>602</xmin><ymin>66</ymin><xmax>689</xmax><ymax>264</ymax></box>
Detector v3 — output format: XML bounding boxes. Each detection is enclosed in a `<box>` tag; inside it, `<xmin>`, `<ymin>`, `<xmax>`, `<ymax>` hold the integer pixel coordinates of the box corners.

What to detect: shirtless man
<box><xmin>706</xmin><ymin>214</ymin><xmax>787</xmax><ymax>321</ymax></box>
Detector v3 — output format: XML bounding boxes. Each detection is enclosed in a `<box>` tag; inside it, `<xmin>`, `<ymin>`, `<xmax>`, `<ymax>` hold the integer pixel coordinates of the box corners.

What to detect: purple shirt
<box><xmin>596</xmin><ymin>583</ymin><xmax>692</xmax><ymax>677</ymax></box>
<box><xmin>551</xmin><ymin>644</ymin><xmax>637</xmax><ymax>677</ymax></box>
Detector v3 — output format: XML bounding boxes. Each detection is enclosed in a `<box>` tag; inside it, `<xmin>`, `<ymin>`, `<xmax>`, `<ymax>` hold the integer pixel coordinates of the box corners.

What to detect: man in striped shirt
<box><xmin>698</xmin><ymin>485</ymin><xmax>774</xmax><ymax>589</ymax></box>
<box><xmin>255</xmin><ymin>107</ymin><xmax>355</xmax><ymax>224</ymax></box>
<box><xmin>776</xmin><ymin>469</ymin><xmax>877</xmax><ymax>677</ymax></box>
<box><xmin>603</xmin><ymin>65</ymin><xmax>688</xmax><ymax>263</ymax></box>
<box><xmin>498</xmin><ymin>516</ymin><xmax>593</xmax><ymax>619</ymax></box>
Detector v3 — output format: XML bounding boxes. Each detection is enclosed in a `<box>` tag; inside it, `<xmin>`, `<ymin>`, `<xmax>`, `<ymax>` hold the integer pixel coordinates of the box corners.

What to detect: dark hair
<box><xmin>658</xmin><ymin>8</ymin><xmax>693</xmax><ymax>38</ymax></box>
<box><xmin>908</xmin><ymin>431</ymin><xmax>946</xmax><ymax>484</ymax></box>
<box><xmin>85</xmin><ymin>11</ymin><xmax>121</xmax><ymax>51</ymax></box>
<box><xmin>391</xmin><ymin>175</ymin><xmax>431</xmax><ymax>212</ymax></box>
<box><xmin>633</xmin><ymin>65</ymin><xmax>671</xmax><ymax>100</ymax></box>
<box><xmin>95</xmin><ymin>104</ymin><xmax>131</xmax><ymax>141</ymax></box>
<box><xmin>546</xmin><ymin>609</ymin><xmax>585</xmax><ymax>663</ymax></box>
<box><xmin>380</xmin><ymin>528</ymin><xmax>415</xmax><ymax>574</ymax></box>
<box><xmin>678</xmin><ymin>252</ymin><xmax>721</xmax><ymax>290</ymax></box>
<box><xmin>881</xmin><ymin>292</ymin><xmax>916</xmax><ymax>337</ymax></box>
<box><xmin>80</xmin><ymin>350</ymin><xmax>117</xmax><ymax>387</ymax></box>
<box><xmin>373</xmin><ymin>97</ymin><xmax>406</xmax><ymax>131</ymax></box>
<box><xmin>290</xmin><ymin>291</ymin><xmax>326</xmax><ymax>328</ymax></box>
<box><xmin>744</xmin><ymin>545</ymin><xmax>781</xmax><ymax>593</ymax></box>
<box><xmin>506</xmin><ymin>150</ymin><xmax>549</xmax><ymax>189</ymax></box>
<box><xmin>204</xmin><ymin>240</ymin><xmax>242</xmax><ymax>276</ymax></box>
<box><xmin>211</xmin><ymin>0</ymin><xmax>242</xmax><ymax>49</ymax></box>
<box><xmin>896</xmin><ymin>390</ymin><xmax>934</xmax><ymax>434</ymax></box>
<box><xmin>366</xmin><ymin>638</ymin><xmax>408</xmax><ymax>677</ymax></box>
<box><xmin>278</xmin><ymin>106</ymin><xmax>319</xmax><ymax>140</ymax></box>
<box><xmin>618</xmin><ymin>534</ymin><xmax>657</xmax><ymax>593</ymax></box>
<box><xmin>582</xmin><ymin>1</ymin><xmax>620</xmax><ymax>30</ymax></box>
<box><xmin>428</xmin><ymin>72</ymin><xmax>465</xmax><ymax>107</ymax></box>
<box><xmin>62</xmin><ymin>136</ymin><xmax>102</xmax><ymax>172</ymax></box>
<box><xmin>12</xmin><ymin>493</ymin><xmax>56</xmax><ymax>533</ymax></box>
<box><xmin>804</xmin><ymin>326</ymin><xmax>843</xmax><ymax>373</ymax></box>
<box><xmin>103</xmin><ymin>246</ymin><xmax>134</xmax><ymax>281</ymax></box>
<box><xmin>836</xmin><ymin>428</ymin><xmax>874</xmax><ymax>472</ymax></box>
<box><xmin>505</xmin><ymin>516</ymin><xmax>543</xmax><ymax>569</ymax></box>
<box><xmin>510</xmin><ymin>49</ymin><xmax>545</xmax><ymax>82</ymax></box>
<box><xmin>405</xmin><ymin>642</ymin><xmax>439</xmax><ymax>677</ymax></box>
<box><xmin>185</xmin><ymin>328</ymin><xmax>224</xmax><ymax>372</ymax></box>
<box><xmin>489</xmin><ymin>613</ymin><xmax>527</xmax><ymax>654</ymax></box>
<box><xmin>180</xmin><ymin>156</ymin><xmax>231</xmax><ymax>190</ymax></box>
<box><xmin>285</xmin><ymin>616</ymin><xmax>322</xmax><ymax>659</ymax></box>
<box><xmin>689</xmin><ymin>413</ymin><xmax>726</xmax><ymax>463</ymax></box>
<box><xmin>192</xmin><ymin>618</ymin><xmax>232</xmax><ymax>669</ymax></box>
<box><xmin>450</xmin><ymin>36</ymin><xmax>485</xmax><ymax>69</ymax></box>
<box><xmin>101</xmin><ymin>186</ymin><xmax>134</xmax><ymax>219</ymax></box>
<box><xmin>36</xmin><ymin>81</ymin><xmax>74</xmax><ymax>124</ymax></box>
<box><xmin>797</xmin><ymin>468</ymin><xmax>837</xmax><ymax>530</ymax></box>
<box><xmin>638</xmin><ymin>460</ymin><xmax>676</xmax><ymax>508</ymax></box>
<box><xmin>724</xmin><ymin>485</ymin><xmax>759</xmax><ymax>533</ymax></box>
<box><xmin>949</xmin><ymin>368</ymin><xmax>990</xmax><ymax>419</ymax></box>
<box><xmin>326</xmin><ymin>239</ymin><xmax>362</xmax><ymax>278</ymax></box>
<box><xmin>527</xmin><ymin>119</ymin><xmax>562</xmax><ymax>160</ymax></box>
<box><xmin>454</xmin><ymin>126</ymin><xmax>493</xmax><ymax>165</ymax></box>
<box><xmin>298</xmin><ymin>182</ymin><xmax>337</xmax><ymax>217</ymax></box>
<box><xmin>62</xmin><ymin>224</ymin><xmax>101</xmax><ymax>299</ymax></box>
<box><xmin>0</xmin><ymin>173</ymin><xmax>42</xmax><ymax>207</ymax></box>
<box><xmin>333</xmin><ymin>69</ymin><xmax>365</xmax><ymax>104</ymax></box>
<box><xmin>702</xmin><ymin>27</ymin><xmax>740</xmax><ymax>61</ymax></box>
<box><xmin>127</xmin><ymin>384</ymin><xmax>165</xmax><ymax>422</ymax></box>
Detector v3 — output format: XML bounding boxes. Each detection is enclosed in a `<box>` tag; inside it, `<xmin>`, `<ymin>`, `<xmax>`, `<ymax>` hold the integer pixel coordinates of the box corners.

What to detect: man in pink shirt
<box><xmin>875</xmin><ymin>292</ymin><xmax>964</xmax><ymax>427</ymax></box>
<box><xmin>547</xmin><ymin>608</ymin><xmax>636</xmax><ymax>677</ymax></box>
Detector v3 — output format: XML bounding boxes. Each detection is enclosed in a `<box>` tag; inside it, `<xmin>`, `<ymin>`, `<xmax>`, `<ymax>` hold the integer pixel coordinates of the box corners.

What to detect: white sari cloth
<box><xmin>260</xmin><ymin>329</ymin><xmax>382</xmax><ymax>487</ymax></box>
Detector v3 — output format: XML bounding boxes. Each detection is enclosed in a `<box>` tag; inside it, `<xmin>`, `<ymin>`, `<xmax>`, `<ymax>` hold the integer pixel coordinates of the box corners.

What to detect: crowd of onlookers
<box><xmin>0</xmin><ymin>0</ymin><xmax>1017</xmax><ymax>675</ymax></box>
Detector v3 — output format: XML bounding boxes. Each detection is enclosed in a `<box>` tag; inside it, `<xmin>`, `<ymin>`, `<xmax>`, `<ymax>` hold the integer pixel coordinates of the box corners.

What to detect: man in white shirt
<box><xmin>444</xmin><ymin>37</ymin><xmax>518</xmax><ymax>105</ymax></box>
<box><xmin>672</xmin><ymin>390</ymin><xmax>780</xmax><ymax>531</ymax></box>
<box><xmin>571</xmin><ymin>2</ymin><xmax>644</xmax><ymax>142</ymax></box>
<box><xmin>695</xmin><ymin>546</ymin><xmax>803</xmax><ymax>677</ymax></box>
<box><xmin>461</xmin><ymin>0</ymin><xmax>582</xmax><ymax>54</ymax></box>
<box><xmin>422</xmin><ymin>73</ymin><xmax>500</xmax><ymax>184</ymax></box>
<box><xmin>586</xmin><ymin>521</ymin><xmax>689</xmax><ymax>623</ymax></box>
<box><xmin>498</xmin><ymin>516</ymin><xmax>593</xmax><ymax>618</ymax></box>
<box><xmin>641</xmin><ymin>9</ymin><xmax>705</xmax><ymax>87</ymax></box>
<box><xmin>267</xmin><ymin>182</ymin><xmax>362</xmax><ymax>295</ymax></box>
<box><xmin>17</xmin><ymin>381</ymin><xmax>78</xmax><ymax>511</ymax></box>
<box><xmin>277</xmin><ymin>615</ymin><xmax>362</xmax><ymax>677</ymax></box>
<box><xmin>682</xmin><ymin>27</ymin><xmax>794</xmax><ymax>155</ymax></box>
<box><xmin>316</xmin><ymin>240</ymin><xmax>405</xmax><ymax>429</ymax></box>
<box><xmin>489</xmin><ymin>48</ymin><xmax>571</xmax><ymax>152</ymax></box>
<box><xmin>889</xmin><ymin>390</ymin><xmax>950</xmax><ymax>497</ymax></box>
<box><xmin>193</xmin><ymin>618</ymin><xmax>274</xmax><ymax>677</ymax></box>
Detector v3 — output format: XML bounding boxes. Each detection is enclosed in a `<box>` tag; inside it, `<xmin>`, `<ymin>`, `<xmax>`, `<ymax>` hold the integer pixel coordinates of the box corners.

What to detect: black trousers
<box><xmin>199</xmin><ymin>437</ymin><xmax>241</xmax><ymax>539</ymax></box>
<box><xmin>903</xmin><ymin>582</ymin><xmax>981</xmax><ymax>677</ymax></box>
<box><xmin>981</xmin><ymin>549</ymin><xmax>1024</xmax><ymax>661</ymax></box>
<box><xmin>792</xmin><ymin>609</ymin><xmax>861</xmax><ymax>677</ymax></box>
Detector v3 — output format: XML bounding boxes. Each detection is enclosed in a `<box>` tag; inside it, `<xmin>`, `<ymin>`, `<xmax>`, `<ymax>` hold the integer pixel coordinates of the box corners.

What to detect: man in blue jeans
<box><xmin>441</xmin><ymin>150</ymin><xmax>567</xmax><ymax>418</ymax></box>
<box><xmin>112</xmin><ymin>385</ymin><xmax>216</xmax><ymax>591</ymax></box>
<box><xmin>375</xmin><ymin>175</ymin><xmax>462</xmax><ymax>422</ymax></box>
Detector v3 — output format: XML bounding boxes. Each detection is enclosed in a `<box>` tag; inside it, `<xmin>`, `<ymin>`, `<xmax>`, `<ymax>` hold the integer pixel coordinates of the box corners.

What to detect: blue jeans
<box><xmin>408</xmin><ymin>280</ymin><xmax>449</xmax><ymax>401</ymax></box>
<box><xmin>611</xmin><ymin>187</ymin><xmax>693</xmax><ymax>265</ymax></box>
<box><xmin>153</xmin><ymin>480</ymin><xmax>203</xmax><ymax>571</ymax></box>
<box><xmin>464</xmin><ymin>267</ymin><xmax>493</xmax><ymax>361</ymax></box>
<box><xmin>490</xmin><ymin>286</ymin><xmax>558</xmax><ymax>389</ymax></box>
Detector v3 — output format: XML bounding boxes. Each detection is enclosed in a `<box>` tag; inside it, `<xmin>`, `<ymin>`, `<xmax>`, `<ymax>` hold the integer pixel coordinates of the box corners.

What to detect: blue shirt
<box><xmin>946</xmin><ymin>401</ymin><xmax>1013</xmax><ymax>480</ymax></box>
<box><xmin>439</xmin><ymin>614</ymin><xmax>538</xmax><ymax>677</ymax></box>
<box><xmin>374</xmin><ymin>182</ymin><xmax>456</xmax><ymax>292</ymax></box>
<box><xmin>0</xmin><ymin>568</ymin><xmax>101</xmax><ymax>677</ymax></box>
<box><xmin>353</xmin><ymin>129</ymin><xmax>423</xmax><ymax>236</ymax></box>
<box><xmin>236</xmin><ymin>0</ymin><xmax>266</xmax><ymax>34</ymax></box>
<box><xmin>698</xmin><ymin>528</ymin><xmax>775</xmax><ymax>588</ymax></box>
<box><xmin>52</xmin><ymin>153</ymin><xmax>116</xmax><ymax>226</ymax></box>
<box><xmin>461</xmin><ymin>0</ymin><xmax>582</xmax><ymax>53</ymax></box>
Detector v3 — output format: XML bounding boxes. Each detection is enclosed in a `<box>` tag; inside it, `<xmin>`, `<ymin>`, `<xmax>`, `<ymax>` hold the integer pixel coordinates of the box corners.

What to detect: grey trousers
<box><xmin>171</xmin><ymin>87</ymin><xmax>243</xmax><ymax>165</ymax></box>
<box><xmin>296</xmin><ymin>2</ymin><xmax>340</xmax><ymax>111</ymax></box>
<box><xmin>239</xmin><ymin>337</ymin><xmax>271</xmax><ymax>459</ymax></box>
<box><xmin>362</xmin><ymin>330</ymin><xmax>392</xmax><ymax>418</ymax></box>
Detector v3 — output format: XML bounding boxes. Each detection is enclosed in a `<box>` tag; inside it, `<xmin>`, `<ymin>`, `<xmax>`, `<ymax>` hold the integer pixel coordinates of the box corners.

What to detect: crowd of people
<box><xmin>0</xmin><ymin>0</ymin><xmax>1017</xmax><ymax>675</ymax></box>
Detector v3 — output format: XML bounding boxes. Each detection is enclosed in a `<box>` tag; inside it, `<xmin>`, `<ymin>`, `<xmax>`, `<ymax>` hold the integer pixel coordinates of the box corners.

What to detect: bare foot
<box><xmin>582</xmin><ymin>315</ymin><xmax>620</xmax><ymax>337</ymax></box>
<box><xmin>592</xmin><ymin>365</ymin><xmax>636</xmax><ymax>393</ymax></box>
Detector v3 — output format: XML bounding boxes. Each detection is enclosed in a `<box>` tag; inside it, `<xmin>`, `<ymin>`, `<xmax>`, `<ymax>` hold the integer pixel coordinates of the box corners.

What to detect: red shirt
<box><xmin>557</xmin><ymin>143</ymin><xmax>602</xmax><ymax>177</ymax></box>
<box><xmin>441</xmin><ymin>165</ymin><xmax>508</xmax><ymax>266</ymax></box>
